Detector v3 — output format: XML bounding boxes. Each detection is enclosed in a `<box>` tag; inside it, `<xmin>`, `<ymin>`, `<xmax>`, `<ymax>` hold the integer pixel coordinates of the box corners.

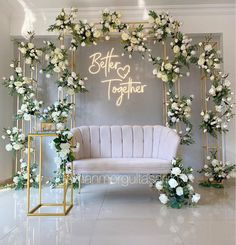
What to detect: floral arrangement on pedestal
<box><xmin>56</xmin><ymin>69</ymin><xmax>87</xmax><ymax>95</ymax></box>
<box><xmin>199</xmin><ymin>152</ymin><xmax>236</xmax><ymax>188</ymax></box>
<box><xmin>155</xmin><ymin>158</ymin><xmax>200</xmax><ymax>208</ymax></box>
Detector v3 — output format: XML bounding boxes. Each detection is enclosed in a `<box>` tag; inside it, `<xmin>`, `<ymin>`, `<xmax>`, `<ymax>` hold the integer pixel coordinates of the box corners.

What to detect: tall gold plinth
<box><xmin>27</xmin><ymin>133</ymin><xmax>73</xmax><ymax>216</ymax></box>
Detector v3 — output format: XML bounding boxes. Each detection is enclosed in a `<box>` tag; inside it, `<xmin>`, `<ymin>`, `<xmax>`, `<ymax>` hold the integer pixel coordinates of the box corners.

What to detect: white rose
<box><xmin>192</xmin><ymin>193</ymin><xmax>200</xmax><ymax>203</ymax></box>
<box><xmin>17</xmin><ymin>88</ymin><xmax>25</xmax><ymax>94</ymax></box>
<box><xmin>55</xmin><ymin>178</ymin><xmax>61</xmax><ymax>183</ymax></box>
<box><xmin>19</xmin><ymin>47</ymin><xmax>27</xmax><ymax>54</ymax></box>
<box><xmin>28</xmin><ymin>43</ymin><xmax>34</xmax><ymax>49</ymax></box>
<box><xmin>81</xmin><ymin>42</ymin><xmax>86</xmax><ymax>47</ymax></box>
<box><xmin>155</xmin><ymin>181</ymin><xmax>163</xmax><ymax>191</ymax></box>
<box><xmin>176</xmin><ymin>186</ymin><xmax>183</xmax><ymax>196</ymax></box>
<box><xmin>5</xmin><ymin>144</ymin><xmax>13</xmax><ymax>151</ymax></box>
<box><xmin>56</xmin><ymin>123</ymin><xmax>65</xmax><ymax>131</ymax></box>
<box><xmin>216</xmin><ymin>85</ymin><xmax>222</xmax><ymax>92</ymax></box>
<box><xmin>204</xmin><ymin>44</ymin><xmax>212</xmax><ymax>52</ymax></box>
<box><xmin>211</xmin><ymin>159</ymin><xmax>218</xmax><ymax>167</ymax></box>
<box><xmin>15</xmin><ymin>67</ymin><xmax>22</xmax><ymax>73</ymax></box>
<box><xmin>209</xmin><ymin>87</ymin><xmax>216</xmax><ymax>96</ymax></box>
<box><xmin>23</xmin><ymin>173</ymin><xmax>28</xmax><ymax>180</ymax></box>
<box><xmin>164</xmin><ymin>63</ymin><xmax>172</xmax><ymax>70</ymax></box>
<box><xmin>187</xmin><ymin>184</ymin><xmax>194</xmax><ymax>192</ymax></box>
<box><xmin>121</xmin><ymin>32</ymin><xmax>129</xmax><ymax>41</ymax></box>
<box><xmin>171</xmin><ymin>167</ymin><xmax>181</xmax><ymax>176</ymax></box>
<box><xmin>13</xmin><ymin>144</ymin><xmax>21</xmax><ymax>150</ymax></box>
<box><xmin>159</xmin><ymin>193</ymin><xmax>169</xmax><ymax>204</ymax></box>
<box><xmin>23</xmin><ymin>114</ymin><xmax>31</xmax><ymax>121</ymax></box>
<box><xmin>224</xmin><ymin>80</ymin><xmax>231</xmax><ymax>87</ymax></box>
<box><xmin>25</xmin><ymin>58</ymin><xmax>32</xmax><ymax>64</ymax></box>
<box><xmin>148</xmin><ymin>16</ymin><xmax>154</xmax><ymax>23</ymax></box>
<box><xmin>162</xmin><ymin>74</ymin><xmax>168</xmax><ymax>82</ymax></box>
<box><xmin>94</xmin><ymin>30</ymin><xmax>101</xmax><ymax>38</ymax></box>
<box><xmin>168</xmin><ymin>178</ymin><xmax>178</xmax><ymax>188</ymax></box>
<box><xmin>13</xmin><ymin>176</ymin><xmax>19</xmax><ymax>184</ymax></box>
<box><xmin>173</xmin><ymin>45</ymin><xmax>180</xmax><ymax>53</ymax></box>
<box><xmin>179</xmin><ymin>174</ymin><xmax>188</xmax><ymax>182</ymax></box>
<box><xmin>53</xmin><ymin>66</ymin><xmax>61</xmax><ymax>73</ymax></box>
<box><xmin>198</xmin><ymin>58</ymin><xmax>205</xmax><ymax>66</ymax></box>
<box><xmin>187</xmin><ymin>174</ymin><xmax>194</xmax><ymax>182</ymax></box>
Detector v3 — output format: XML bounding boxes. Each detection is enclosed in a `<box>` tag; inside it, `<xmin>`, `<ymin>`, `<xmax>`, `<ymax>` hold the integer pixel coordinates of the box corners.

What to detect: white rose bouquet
<box><xmin>148</xmin><ymin>10</ymin><xmax>180</xmax><ymax>42</ymax></box>
<box><xmin>2</xmin><ymin>127</ymin><xmax>26</xmax><ymax>152</ymax></box>
<box><xmin>43</xmin><ymin>41</ymin><xmax>68</xmax><ymax>75</ymax></box>
<box><xmin>152</xmin><ymin>57</ymin><xmax>182</xmax><ymax>84</ymax></box>
<box><xmin>70</xmin><ymin>20</ymin><xmax>102</xmax><ymax>50</ymax></box>
<box><xmin>48</xmin><ymin>8</ymin><xmax>78</xmax><ymax>39</ymax></box>
<box><xmin>156</xmin><ymin>158</ymin><xmax>200</xmax><ymax>208</ymax></box>
<box><xmin>166</xmin><ymin>90</ymin><xmax>194</xmax><ymax>145</ymax></box>
<box><xmin>13</xmin><ymin>159</ymin><xmax>39</xmax><ymax>190</ymax></box>
<box><xmin>198</xmin><ymin>37</ymin><xmax>222</xmax><ymax>77</ymax></box>
<box><xmin>121</xmin><ymin>25</ymin><xmax>148</xmax><ymax>58</ymax></box>
<box><xmin>199</xmin><ymin>151</ymin><xmax>236</xmax><ymax>188</ymax></box>
<box><xmin>40</xmin><ymin>99</ymin><xmax>74</xmax><ymax>130</ymax></box>
<box><xmin>200</xmin><ymin>110</ymin><xmax>227</xmax><ymax>138</ymax></box>
<box><xmin>16</xmin><ymin>97</ymin><xmax>43</xmax><ymax>121</ymax></box>
<box><xmin>17</xmin><ymin>32</ymin><xmax>42</xmax><ymax>67</ymax></box>
<box><xmin>2</xmin><ymin>63</ymin><xmax>34</xmax><ymax>97</ymax></box>
<box><xmin>170</xmin><ymin>32</ymin><xmax>198</xmax><ymax>66</ymax></box>
<box><xmin>100</xmin><ymin>9</ymin><xmax>127</xmax><ymax>39</ymax></box>
<box><xmin>56</xmin><ymin>69</ymin><xmax>88</xmax><ymax>95</ymax></box>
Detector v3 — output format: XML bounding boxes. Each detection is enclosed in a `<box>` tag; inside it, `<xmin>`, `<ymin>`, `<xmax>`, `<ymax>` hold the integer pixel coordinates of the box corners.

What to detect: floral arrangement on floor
<box><xmin>100</xmin><ymin>9</ymin><xmax>127</xmax><ymax>39</ymax></box>
<box><xmin>152</xmin><ymin>57</ymin><xmax>183</xmax><ymax>85</ymax></box>
<box><xmin>2</xmin><ymin>64</ymin><xmax>34</xmax><ymax>97</ymax></box>
<box><xmin>121</xmin><ymin>25</ymin><xmax>148</xmax><ymax>58</ymax></box>
<box><xmin>40</xmin><ymin>99</ymin><xmax>74</xmax><ymax>130</ymax></box>
<box><xmin>199</xmin><ymin>151</ymin><xmax>236</xmax><ymax>188</ymax></box>
<box><xmin>2</xmin><ymin>127</ymin><xmax>26</xmax><ymax>151</ymax></box>
<box><xmin>148</xmin><ymin>11</ymin><xmax>180</xmax><ymax>43</ymax></box>
<box><xmin>16</xmin><ymin>97</ymin><xmax>43</xmax><ymax>121</ymax></box>
<box><xmin>166</xmin><ymin>90</ymin><xmax>194</xmax><ymax>145</ymax></box>
<box><xmin>43</xmin><ymin>41</ymin><xmax>68</xmax><ymax>75</ymax></box>
<box><xmin>47</xmin><ymin>8</ymin><xmax>77</xmax><ymax>39</ymax></box>
<box><xmin>48</xmin><ymin>130</ymin><xmax>80</xmax><ymax>188</ymax></box>
<box><xmin>17</xmin><ymin>32</ymin><xmax>42</xmax><ymax>67</ymax></box>
<box><xmin>56</xmin><ymin>69</ymin><xmax>88</xmax><ymax>95</ymax></box>
<box><xmin>70</xmin><ymin>20</ymin><xmax>102</xmax><ymax>50</ymax></box>
<box><xmin>13</xmin><ymin>159</ymin><xmax>39</xmax><ymax>190</ymax></box>
<box><xmin>155</xmin><ymin>158</ymin><xmax>200</xmax><ymax>208</ymax></box>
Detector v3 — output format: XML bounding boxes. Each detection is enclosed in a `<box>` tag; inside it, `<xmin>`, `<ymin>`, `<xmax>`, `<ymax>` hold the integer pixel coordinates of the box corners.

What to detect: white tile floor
<box><xmin>0</xmin><ymin>180</ymin><xmax>235</xmax><ymax>245</ymax></box>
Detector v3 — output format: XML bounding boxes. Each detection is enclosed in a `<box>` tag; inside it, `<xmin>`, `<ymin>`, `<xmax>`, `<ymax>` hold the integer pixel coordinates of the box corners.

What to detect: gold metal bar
<box><xmin>63</xmin><ymin>174</ymin><xmax>67</xmax><ymax>214</ymax></box>
<box><xmin>39</xmin><ymin>136</ymin><xmax>42</xmax><ymax>205</ymax></box>
<box><xmin>28</xmin><ymin>204</ymin><xmax>42</xmax><ymax>214</ymax></box>
<box><xmin>27</xmin><ymin>136</ymin><xmax>31</xmax><ymax>213</ymax></box>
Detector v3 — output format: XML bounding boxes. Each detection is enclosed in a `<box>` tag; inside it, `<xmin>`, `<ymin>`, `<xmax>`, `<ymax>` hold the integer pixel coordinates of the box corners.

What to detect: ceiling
<box><xmin>0</xmin><ymin>0</ymin><xmax>234</xmax><ymax>17</ymax></box>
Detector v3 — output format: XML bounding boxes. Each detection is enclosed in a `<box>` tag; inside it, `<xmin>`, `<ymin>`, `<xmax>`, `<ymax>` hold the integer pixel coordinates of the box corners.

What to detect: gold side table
<box><xmin>27</xmin><ymin>133</ymin><xmax>73</xmax><ymax>216</ymax></box>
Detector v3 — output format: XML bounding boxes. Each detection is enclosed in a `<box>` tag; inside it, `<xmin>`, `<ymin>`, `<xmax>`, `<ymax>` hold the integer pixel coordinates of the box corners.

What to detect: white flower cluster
<box><xmin>153</xmin><ymin>58</ymin><xmax>182</xmax><ymax>84</ymax></box>
<box><xmin>17</xmin><ymin>98</ymin><xmax>43</xmax><ymax>121</ymax></box>
<box><xmin>167</xmin><ymin>92</ymin><xmax>193</xmax><ymax>125</ymax></box>
<box><xmin>57</xmin><ymin>70</ymin><xmax>87</xmax><ymax>95</ymax></box>
<box><xmin>200</xmin><ymin>110</ymin><xmax>228</xmax><ymax>138</ymax></box>
<box><xmin>156</xmin><ymin>158</ymin><xmax>200</xmax><ymax>208</ymax></box>
<box><xmin>47</xmin><ymin>8</ymin><xmax>78</xmax><ymax>38</ymax></box>
<box><xmin>18</xmin><ymin>39</ymin><xmax>42</xmax><ymax>66</ymax></box>
<box><xmin>41</xmin><ymin>100</ymin><xmax>74</xmax><ymax>130</ymax></box>
<box><xmin>44</xmin><ymin>41</ymin><xmax>68</xmax><ymax>75</ymax></box>
<box><xmin>170</xmin><ymin>32</ymin><xmax>197</xmax><ymax>65</ymax></box>
<box><xmin>199</xmin><ymin>152</ymin><xmax>236</xmax><ymax>184</ymax></box>
<box><xmin>198</xmin><ymin>41</ymin><xmax>222</xmax><ymax>76</ymax></box>
<box><xmin>121</xmin><ymin>25</ymin><xmax>147</xmax><ymax>58</ymax></box>
<box><xmin>2</xmin><ymin>64</ymin><xmax>34</xmax><ymax>96</ymax></box>
<box><xmin>2</xmin><ymin>127</ymin><xmax>26</xmax><ymax>152</ymax></box>
<box><xmin>148</xmin><ymin>11</ymin><xmax>180</xmax><ymax>42</ymax></box>
<box><xmin>100</xmin><ymin>9</ymin><xmax>126</xmax><ymax>39</ymax></box>
<box><xmin>70</xmin><ymin>20</ymin><xmax>101</xmax><ymax>50</ymax></box>
<box><xmin>13</xmin><ymin>159</ymin><xmax>39</xmax><ymax>190</ymax></box>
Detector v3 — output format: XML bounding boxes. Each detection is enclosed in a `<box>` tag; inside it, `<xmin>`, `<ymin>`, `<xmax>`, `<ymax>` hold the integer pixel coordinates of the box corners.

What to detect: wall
<box><xmin>0</xmin><ymin>11</ymin><xmax>14</xmax><ymax>182</ymax></box>
<box><xmin>9</xmin><ymin>4</ymin><xmax>236</xmax><ymax>176</ymax></box>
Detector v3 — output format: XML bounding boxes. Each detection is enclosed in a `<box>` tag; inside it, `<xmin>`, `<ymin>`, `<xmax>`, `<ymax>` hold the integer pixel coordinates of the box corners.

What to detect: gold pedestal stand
<box><xmin>27</xmin><ymin>133</ymin><xmax>73</xmax><ymax>216</ymax></box>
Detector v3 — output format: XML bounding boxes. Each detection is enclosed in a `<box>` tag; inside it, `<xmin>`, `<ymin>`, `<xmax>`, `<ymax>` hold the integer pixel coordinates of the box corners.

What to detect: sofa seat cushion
<box><xmin>73</xmin><ymin>158</ymin><xmax>171</xmax><ymax>174</ymax></box>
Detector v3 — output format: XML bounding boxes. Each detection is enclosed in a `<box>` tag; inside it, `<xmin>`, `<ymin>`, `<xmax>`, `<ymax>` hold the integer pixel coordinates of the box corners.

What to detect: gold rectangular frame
<box><xmin>27</xmin><ymin>133</ymin><xmax>73</xmax><ymax>216</ymax></box>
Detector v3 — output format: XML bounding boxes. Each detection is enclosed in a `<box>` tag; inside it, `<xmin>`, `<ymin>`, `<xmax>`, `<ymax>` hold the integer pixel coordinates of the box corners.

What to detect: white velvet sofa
<box><xmin>71</xmin><ymin>125</ymin><xmax>180</xmax><ymax>174</ymax></box>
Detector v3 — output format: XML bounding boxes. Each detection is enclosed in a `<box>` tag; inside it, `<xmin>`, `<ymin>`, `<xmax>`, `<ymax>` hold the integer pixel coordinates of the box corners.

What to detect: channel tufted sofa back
<box><xmin>72</xmin><ymin>125</ymin><xmax>180</xmax><ymax>161</ymax></box>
